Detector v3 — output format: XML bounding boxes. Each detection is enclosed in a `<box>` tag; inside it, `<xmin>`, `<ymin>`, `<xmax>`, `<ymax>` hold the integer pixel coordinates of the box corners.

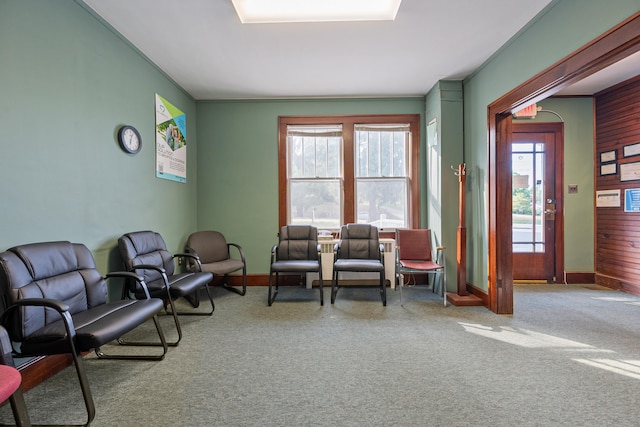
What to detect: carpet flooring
<box><xmin>1</xmin><ymin>283</ymin><xmax>639</xmax><ymax>426</ymax></box>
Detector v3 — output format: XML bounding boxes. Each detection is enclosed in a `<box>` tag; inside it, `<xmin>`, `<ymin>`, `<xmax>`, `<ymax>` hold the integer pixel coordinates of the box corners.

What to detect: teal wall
<box><xmin>514</xmin><ymin>98</ymin><xmax>596</xmax><ymax>275</ymax></box>
<box><xmin>195</xmin><ymin>98</ymin><xmax>425</xmax><ymax>274</ymax></box>
<box><xmin>425</xmin><ymin>81</ymin><xmax>464</xmax><ymax>289</ymax></box>
<box><xmin>0</xmin><ymin>0</ymin><xmax>198</xmax><ymax>273</ymax></box>
<box><xmin>463</xmin><ymin>0</ymin><xmax>638</xmax><ymax>290</ymax></box>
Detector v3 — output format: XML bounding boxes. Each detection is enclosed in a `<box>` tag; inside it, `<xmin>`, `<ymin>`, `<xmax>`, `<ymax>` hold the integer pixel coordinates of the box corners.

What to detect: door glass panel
<box><xmin>512</xmin><ymin>143</ymin><xmax>545</xmax><ymax>253</ymax></box>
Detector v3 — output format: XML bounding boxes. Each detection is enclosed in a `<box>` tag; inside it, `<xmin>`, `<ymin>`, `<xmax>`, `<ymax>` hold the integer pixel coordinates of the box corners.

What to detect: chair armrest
<box><xmin>131</xmin><ymin>264</ymin><xmax>166</xmax><ymax>274</ymax></box>
<box><xmin>0</xmin><ymin>299</ymin><xmax>77</xmax><ymax>352</ymax></box>
<box><xmin>270</xmin><ymin>244</ymin><xmax>278</xmax><ymax>264</ymax></box>
<box><xmin>174</xmin><ymin>252</ymin><xmax>203</xmax><ymax>272</ymax></box>
<box><xmin>227</xmin><ymin>243</ymin><xmax>246</xmax><ymax>264</ymax></box>
<box><xmin>127</xmin><ymin>264</ymin><xmax>171</xmax><ymax>290</ymax></box>
<box><xmin>105</xmin><ymin>271</ymin><xmax>153</xmax><ymax>299</ymax></box>
<box><xmin>173</xmin><ymin>252</ymin><xmax>199</xmax><ymax>262</ymax></box>
<box><xmin>435</xmin><ymin>246</ymin><xmax>445</xmax><ymax>265</ymax></box>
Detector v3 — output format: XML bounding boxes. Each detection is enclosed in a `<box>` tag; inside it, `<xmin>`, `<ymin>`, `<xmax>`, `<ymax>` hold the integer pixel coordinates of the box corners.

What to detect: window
<box><xmin>278</xmin><ymin>114</ymin><xmax>420</xmax><ymax>231</ymax></box>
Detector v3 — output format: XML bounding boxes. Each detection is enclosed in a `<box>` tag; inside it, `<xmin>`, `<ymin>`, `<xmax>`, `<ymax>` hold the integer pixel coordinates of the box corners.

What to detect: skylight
<box><xmin>231</xmin><ymin>0</ymin><xmax>402</xmax><ymax>24</ymax></box>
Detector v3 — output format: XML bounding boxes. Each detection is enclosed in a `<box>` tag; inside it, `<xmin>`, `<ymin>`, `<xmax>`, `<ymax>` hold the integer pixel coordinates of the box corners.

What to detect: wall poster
<box><xmin>155</xmin><ymin>94</ymin><xmax>187</xmax><ymax>183</ymax></box>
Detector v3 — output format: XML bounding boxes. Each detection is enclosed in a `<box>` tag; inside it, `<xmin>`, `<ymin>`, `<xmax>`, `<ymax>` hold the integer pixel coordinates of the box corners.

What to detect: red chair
<box><xmin>395</xmin><ymin>229</ymin><xmax>446</xmax><ymax>306</ymax></box>
<box><xmin>0</xmin><ymin>326</ymin><xmax>31</xmax><ymax>426</ymax></box>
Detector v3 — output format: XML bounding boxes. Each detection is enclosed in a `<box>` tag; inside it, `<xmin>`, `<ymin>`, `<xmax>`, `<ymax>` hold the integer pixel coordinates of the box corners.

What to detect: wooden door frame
<box><xmin>511</xmin><ymin>122</ymin><xmax>564</xmax><ymax>283</ymax></box>
<box><xmin>487</xmin><ymin>12</ymin><xmax>640</xmax><ymax>314</ymax></box>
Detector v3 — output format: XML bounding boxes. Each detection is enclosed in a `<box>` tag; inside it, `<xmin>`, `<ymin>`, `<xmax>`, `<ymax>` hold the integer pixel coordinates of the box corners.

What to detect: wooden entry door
<box><xmin>511</xmin><ymin>123</ymin><xmax>564</xmax><ymax>282</ymax></box>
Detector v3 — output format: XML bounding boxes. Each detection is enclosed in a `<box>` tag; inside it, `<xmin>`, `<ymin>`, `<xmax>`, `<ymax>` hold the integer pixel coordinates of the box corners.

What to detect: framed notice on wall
<box><xmin>625</xmin><ymin>188</ymin><xmax>640</xmax><ymax>212</ymax></box>
<box><xmin>155</xmin><ymin>94</ymin><xmax>187</xmax><ymax>183</ymax></box>
<box><xmin>596</xmin><ymin>189</ymin><xmax>620</xmax><ymax>207</ymax></box>
<box><xmin>620</xmin><ymin>162</ymin><xmax>640</xmax><ymax>182</ymax></box>
<box><xmin>623</xmin><ymin>142</ymin><xmax>640</xmax><ymax>158</ymax></box>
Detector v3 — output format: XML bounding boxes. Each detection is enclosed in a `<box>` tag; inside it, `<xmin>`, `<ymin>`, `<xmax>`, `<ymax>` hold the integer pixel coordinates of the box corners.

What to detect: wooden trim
<box><xmin>277</xmin><ymin>114</ymin><xmax>421</xmax><ymax>229</ymax></box>
<box><xmin>18</xmin><ymin>354</ymin><xmax>75</xmax><ymax>393</ymax></box>
<box><xmin>565</xmin><ymin>272</ymin><xmax>596</xmax><ymax>284</ymax></box>
<box><xmin>512</xmin><ymin>122</ymin><xmax>565</xmax><ymax>283</ymax></box>
<box><xmin>487</xmin><ymin>12</ymin><xmax>640</xmax><ymax>314</ymax></box>
<box><xmin>596</xmin><ymin>273</ymin><xmax>640</xmax><ymax>294</ymax></box>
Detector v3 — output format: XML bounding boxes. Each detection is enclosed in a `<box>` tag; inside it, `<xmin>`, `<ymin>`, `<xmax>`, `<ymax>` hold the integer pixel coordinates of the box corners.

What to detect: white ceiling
<box><xmin>81</xmin><ymin>0</ymin><xmax>636</xmax><ymax>100</ymax></box>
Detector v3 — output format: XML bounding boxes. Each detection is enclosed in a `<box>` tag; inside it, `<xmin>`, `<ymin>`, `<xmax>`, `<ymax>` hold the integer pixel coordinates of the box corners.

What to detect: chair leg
<box><xmin>167</xmin><ymin>287</ymin><xmax>215</xmax><ymax>317</ymax></box>
<box><xmin>8</xmin><ymin>388</ymin><xmax>31</xmax><ymax>427</ymax></box>
<box><xmin>380</xmin><ymin>271</ymin><xmax>386</xmax><ymax>306</ymax></box>
<box><xmin>318</xmin><ymin>269</ymin><xmax>324</xmax><ymax>306</ymax></box>
<box><xmin>268</xmin><ymin>270</ymin><xmax>277</xmax><ymax>306</ymax></box>
<box><xmin>223</xmin><ymin>270</ymin><xmax>247</xmax><ymax>296</ymax></box>
<box><xmin>330</xmin><ymin>269</ymin><xmax>338</xmax><ymax>304</ymax></box>
<box><xmin>159</xmin><ymin>297</ymin><xmax>184</xmax><ymax>346</ymax></box>
<box><xmin>109</xmin><ymin>314</ymin><xmax>169</xmax><ymax>359</ymax></box>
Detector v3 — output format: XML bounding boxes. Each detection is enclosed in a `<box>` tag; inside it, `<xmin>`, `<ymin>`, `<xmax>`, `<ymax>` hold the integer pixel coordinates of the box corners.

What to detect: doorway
<box><xmin>511</xmin><ymin>123</ymin><xmax>564</xmax><ymax>282</ymax></box>
<box><xmin>487</xmin><ymin>13</ymin><xmax>640</xmax><ymax>314</ymax></box>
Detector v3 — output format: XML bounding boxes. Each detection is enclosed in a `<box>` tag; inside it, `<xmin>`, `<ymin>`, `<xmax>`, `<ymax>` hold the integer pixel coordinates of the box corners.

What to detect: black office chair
<box><xmin>0</xmin><ymin>241</ymin><xmax>167</xmax><ymax>426</ymax></box>
<box><xmin>118</xmin><ymin>231</ymin><xmax>215</xmax><ymax>347</ymax></box>
<box><xmin>269</xmin><ymin>225</ymin><xmax>323</xmax><ymax>306</ymax></box>
<box><xmin>331</xmin><ymin>224</ymin><xmax>386</xmax><ymax>306</ymax></box>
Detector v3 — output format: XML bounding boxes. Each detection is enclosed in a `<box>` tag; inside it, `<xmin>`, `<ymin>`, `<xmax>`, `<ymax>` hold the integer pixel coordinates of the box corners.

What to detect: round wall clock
<box><xmin>117</xmin><ymin>125</ymin><xmax>142</xmax><ymax>154</ymax></box>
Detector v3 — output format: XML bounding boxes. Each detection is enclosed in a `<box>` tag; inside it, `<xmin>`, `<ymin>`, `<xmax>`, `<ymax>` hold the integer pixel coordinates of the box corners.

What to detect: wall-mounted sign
<box><xmin>600</xmin><ymin>163</ymin><xmax>617</xmax><ymax>176</ymax></box>
<box><xmin>155</xmin><ymin>94</ymin><xmax>187</xmax><ymax>183</ymax></box>
<box><xmin>596</xmin><ymin>189</ymin><xmax>620</xmax><ymax>207</ymax></box>
<box><xmin>620</xmin><ymin>162</ymin><xmax>640</xmax><ymax>181</ymax></box>
<box><xmin>623</xmin><ymin>142</ymin><xmax>640</xmax><ymax>158</ymax></box>
<box><xmin>625</xmin><ymin>188</ymin><xmax>640</xmax><ymax>212</ymax></box>
<box><xmin>600</xmin><ymin>150</ymin><xmax>616</xmax><ymax>163</ymax></box>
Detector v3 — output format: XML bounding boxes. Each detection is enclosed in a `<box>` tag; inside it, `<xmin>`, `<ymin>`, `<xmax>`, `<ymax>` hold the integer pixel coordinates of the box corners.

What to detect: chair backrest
<box><xmin>396</xmin><ymin>229</ymin><xmax>433</xmax><ymax>261</ymax></box>
<box><xmin>0</xmin><ymin>241</ymin><xmax>107</xmax><ymax>341</ymax></box>
<box><xmin>118</xmin><ymin>231</ymin><xmax>175</xmax><ymax>284</ymax></box>
<box><xmin>186</xmin><ymin>231</ymin><xmax>229</xmax><ymax>264</ymax></box>
<box><xmin>276</xmin><ymin>225</ymin><xmax>319</xmax><ymax>261</ymax></box>
<box><xmin>337</xmin><ymin>224</ymin><xmax>380</xmax><ymax>260</ymax></box>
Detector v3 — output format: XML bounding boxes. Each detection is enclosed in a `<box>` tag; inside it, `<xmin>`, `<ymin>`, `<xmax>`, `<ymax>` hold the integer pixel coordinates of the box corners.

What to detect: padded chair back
<box><xmin>337</xmin><ymin>224</ymin><xmax>380</xmax><ymax>259</ymax></box>
<box><xmin>118</xmin><ymin>231</ymin><xmax>176</xmax><ymax>286</ymax></box>
<box><xmin>276</xmin><ymin>225</ymin><xmax>319</xmax><ymax>261</ymax></box>
<box><xmin>186</xmin><ymin>231</ymin><xmax>229</xmax><ymax>263</ymax></box>
<box><xmin>0</xmin><ymin>241</ymin><xmax>108</xmax><ymax>341</ymax></box>
<box><xmin>396</xmin><ymin>229</ymin><xmax>433</xmax><ymax>261</ymax></box>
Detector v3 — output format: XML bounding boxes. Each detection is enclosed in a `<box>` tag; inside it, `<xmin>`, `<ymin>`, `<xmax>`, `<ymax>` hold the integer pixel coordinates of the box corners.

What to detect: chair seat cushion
<box><xmin>400</xmin><ymin>260</ymin><xmax>442</xmax><ymax>271</ymax></box>
<box><xmin>200</xmin><ymin>259</ymin><xmax>244</xmax><ymax>275</ymax></box>
<box><xmin>143</xmin><ymin>272</ymin><xmax>213</xmax><ymax>299</ymax></box>
<box><xmin>0</xmin><ymin>365</ymin><xmax>21</xmax><ymax>403</ymax></box>
<box><xmin>19</xmin><ymin>298</ymin><xmax>164</xmax><ymax>356</ymax></box>
<box><xmin>334</xmin><ymin>259</ymin><xmax>384</xmax><ymax>272</ymax></box>
<box><xmin>271</xmin><ymin>260</ymin><xmax>320</xmax><ymax>273</ymax></box>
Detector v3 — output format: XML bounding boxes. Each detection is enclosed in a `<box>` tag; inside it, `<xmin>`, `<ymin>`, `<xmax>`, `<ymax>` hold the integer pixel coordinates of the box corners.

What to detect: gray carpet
<box><xmin>1</xmin><ymin>283</ymin><xmax>640</xmax><ymax>426</ymax></box>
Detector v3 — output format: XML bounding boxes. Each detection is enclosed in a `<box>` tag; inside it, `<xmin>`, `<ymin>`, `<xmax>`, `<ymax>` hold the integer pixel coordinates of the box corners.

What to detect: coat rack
<box><xmin>447</xmin><ymin>164</ymin><xmax>482</xmax><ymax>306</ymax></box>
<box><xmin>452</xmin><ymin>163</ymin><xmax>468</xmax><ymax>296</ymax></box>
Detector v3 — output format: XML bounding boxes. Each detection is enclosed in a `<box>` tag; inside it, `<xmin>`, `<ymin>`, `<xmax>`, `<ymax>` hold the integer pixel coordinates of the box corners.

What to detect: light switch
<box><xmin>568</xmin><ymin>184</ymin><xmax>578</xmax><ymax>194</ymax></box>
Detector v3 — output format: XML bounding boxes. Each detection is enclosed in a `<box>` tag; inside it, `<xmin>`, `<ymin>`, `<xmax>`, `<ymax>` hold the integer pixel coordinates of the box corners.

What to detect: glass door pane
<box><xmin>512</xmin><ymin>143</ymin><xmax>544</xmax><ymax>253</ymax></box>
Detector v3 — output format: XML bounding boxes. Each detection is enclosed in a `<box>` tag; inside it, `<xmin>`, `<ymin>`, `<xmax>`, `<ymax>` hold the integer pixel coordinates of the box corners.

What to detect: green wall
<box><xmin>195</xmin><ymin>98</ymin><xmax>425</xmax><ymax>274</ymax></box>
<box><xmin>463</xmin><ymin>0</ymin><xmax>638</xmax><ymax>290</ymax></box>
<box><xmin>425</xmin><ymin>81</ymin><xmax>464</xmax><ymax>290</ymax></box>
<box><xmin>0</xmin><ymin>0</ymin><xmax>198</xmax><ymax>274</ymax></box>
